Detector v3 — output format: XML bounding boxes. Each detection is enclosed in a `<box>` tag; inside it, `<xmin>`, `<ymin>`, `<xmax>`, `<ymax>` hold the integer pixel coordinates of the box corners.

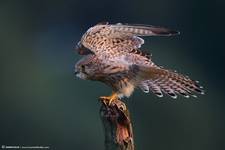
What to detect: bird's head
<box><xmin>74</xmin><ymin>55</ymin><xmax>96</xmax><ymax>80</ymax></box>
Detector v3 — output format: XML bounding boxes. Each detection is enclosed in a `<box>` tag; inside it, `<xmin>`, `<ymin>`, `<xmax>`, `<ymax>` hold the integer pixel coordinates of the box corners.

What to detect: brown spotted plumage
<box><xmin>74</xmin><ymin>22</ymin><xmax>204</xmax><ymax>103</ymax></box>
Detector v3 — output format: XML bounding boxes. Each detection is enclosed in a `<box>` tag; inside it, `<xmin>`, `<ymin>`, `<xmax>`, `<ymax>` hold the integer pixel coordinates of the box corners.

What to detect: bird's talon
<box><xmin>108</xmin><ymin>98</ymin><xmax>114</xmax><ymax>106</ymax></box>
<box><xmin>99</xmin><ymin>96</ymin><xmax>109</xmax><ymax>105</ymax></box>
<box><xmin>99</xmin><ymin>93</ymin><xmax>118</xmax><ymax>106</ymax></box>
<box><xmin>100</xmin><ymin>96</ymin><xmax>109</xmax><ymax>99</ymax></box>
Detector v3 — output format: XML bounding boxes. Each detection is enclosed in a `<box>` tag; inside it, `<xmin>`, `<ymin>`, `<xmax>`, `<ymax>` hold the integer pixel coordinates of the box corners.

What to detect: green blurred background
<box><xmin>1</xmin><ymin>0</ymin><xmax>225</xmax><ymax>150</ymax></box>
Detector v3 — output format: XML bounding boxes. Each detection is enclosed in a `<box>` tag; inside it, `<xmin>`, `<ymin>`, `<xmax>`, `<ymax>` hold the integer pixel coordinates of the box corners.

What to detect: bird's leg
<box><xmin>100</xmin><ymin>92</ymin><xmax>119</xmax><ymax>105</ymax></box>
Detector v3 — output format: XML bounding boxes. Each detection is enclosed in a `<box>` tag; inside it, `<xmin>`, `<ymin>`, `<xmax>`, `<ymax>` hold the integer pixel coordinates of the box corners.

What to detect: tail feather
<box><xmin>138</xmin><ymin>66</ymin><xmax>204</xmax><ymax>98</ymax></box>
<box><xmin>139</xmin><ymin>80</ymin><xmax>163</xmax><ymax>97</ymax></box>
<box><xmin>148</xmin><ymin>80</ymin><xmax>164</xmax><ymax>97</ymax></box>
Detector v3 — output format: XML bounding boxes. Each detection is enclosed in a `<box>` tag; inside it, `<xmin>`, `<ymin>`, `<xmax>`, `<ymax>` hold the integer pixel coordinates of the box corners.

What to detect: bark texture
<box><xmin>99</xmin><ymin>98</ymin><xmax>134</xmax><ymax>150</ymax></box>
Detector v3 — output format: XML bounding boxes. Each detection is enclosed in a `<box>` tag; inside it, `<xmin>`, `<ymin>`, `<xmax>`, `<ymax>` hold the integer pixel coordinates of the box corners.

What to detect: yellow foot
<box><xmin>100</xmin><ymin>93</ymin><xmax>118</xmax><ymax>106</ymax></box>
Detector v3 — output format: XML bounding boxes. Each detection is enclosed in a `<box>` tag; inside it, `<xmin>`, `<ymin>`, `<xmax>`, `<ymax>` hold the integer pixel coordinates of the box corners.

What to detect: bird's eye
<box><xmin>81</xmin><ymin>65</ymin><xmax>85</xmax><ymax>71</ymax></box>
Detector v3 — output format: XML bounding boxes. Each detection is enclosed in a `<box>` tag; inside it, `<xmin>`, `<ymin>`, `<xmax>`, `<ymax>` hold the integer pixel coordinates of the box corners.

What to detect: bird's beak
<box><xmin>74</xmin><ymin>70</ymin><xmax>80</xmax><ymax>79</ymax></box>
<box><xmin>74</xmin><ymin>66</ymin><xmax>79</xmax><ymax>75</ymax></box>
<box><xmin>74</xmin><ymin>70</ymin><xmax>79</xmax><ymax>75</ymax></box>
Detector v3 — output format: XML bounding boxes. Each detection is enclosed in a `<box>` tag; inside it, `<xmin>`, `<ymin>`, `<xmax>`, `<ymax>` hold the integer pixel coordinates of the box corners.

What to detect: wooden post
<box><xmin>99</xmin><ymin>98</ymin><xmax>134</xmax><ymax>150</ymax></box>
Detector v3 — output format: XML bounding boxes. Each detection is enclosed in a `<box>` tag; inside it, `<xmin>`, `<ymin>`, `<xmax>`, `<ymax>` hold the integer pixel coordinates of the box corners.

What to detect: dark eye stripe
<box><xmin>81</xmin><ymin>65</ymin><xmax>88</xmax><ymax>75</ymax></box>
<box><xmin>81</xmin><ymin>65</ymin><xmax>85</xmax><ymax>69</ymax></box>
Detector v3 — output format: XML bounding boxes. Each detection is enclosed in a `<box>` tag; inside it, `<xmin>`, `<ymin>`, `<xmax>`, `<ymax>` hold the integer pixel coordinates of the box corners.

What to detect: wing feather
<box><xmin>111</xmin><ymin>23</ymin><xmax>180</xmax><ymax>36</ymax></box>
<box><xmin>80</xmin><ymin>22</ymin><xmax>179</xmax><ymax>55</ymax></box>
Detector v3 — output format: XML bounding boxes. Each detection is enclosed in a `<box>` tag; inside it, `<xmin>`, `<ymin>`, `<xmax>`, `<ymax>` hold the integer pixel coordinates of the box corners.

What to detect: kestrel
<box><xmin>74</xmin><ymin>22</ymin><xmax>204</xmax><ymax>104</ymax></box>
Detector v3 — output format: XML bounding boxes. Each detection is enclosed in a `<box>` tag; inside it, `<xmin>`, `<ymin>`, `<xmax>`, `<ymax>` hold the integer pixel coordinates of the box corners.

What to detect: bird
<box><xmin>74</xmin><ymin>22</ymin><xmax>204</xmax><ymax>105</ymax></box>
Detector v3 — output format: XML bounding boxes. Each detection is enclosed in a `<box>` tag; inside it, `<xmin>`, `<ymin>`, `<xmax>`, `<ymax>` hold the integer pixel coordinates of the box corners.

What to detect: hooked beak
<box><xmin>74</xmin><ymin>70</ymin><xmax>80</xmax><ymax>79</ymax></box>
<box><xmin>74</xmin><ymin>71</ymin><xmax>78</xmax><ymax>75</ymax></box>
<box><xmin>74</xmin><ymin>66</ymin><xmax>79</xmax><ymax>75</ymax></box>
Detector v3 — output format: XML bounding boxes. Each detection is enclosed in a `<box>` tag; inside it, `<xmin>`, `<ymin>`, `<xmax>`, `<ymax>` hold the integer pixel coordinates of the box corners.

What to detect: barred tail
<box><xmin>138</xmin><ymin>67</ymin><xmax>204</xmax><ymax>98</ymax></box>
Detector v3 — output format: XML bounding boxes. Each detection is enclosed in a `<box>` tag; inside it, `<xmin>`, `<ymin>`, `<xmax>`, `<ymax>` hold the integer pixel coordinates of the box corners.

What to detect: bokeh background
<box><xmin>1</xmin><ymin>0</ymin><xmax>225</xmax><ymax>150</ymax></box>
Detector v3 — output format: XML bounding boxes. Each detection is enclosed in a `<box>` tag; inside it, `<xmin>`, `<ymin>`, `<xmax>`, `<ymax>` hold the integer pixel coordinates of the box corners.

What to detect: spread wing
<box><xmin>80</xmin><ymin>23</ymin><xmax>179</xmax><ymax>55</ymax></box>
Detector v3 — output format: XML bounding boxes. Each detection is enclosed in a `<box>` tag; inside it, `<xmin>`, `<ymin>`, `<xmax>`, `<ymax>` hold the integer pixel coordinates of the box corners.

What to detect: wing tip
<box><xmin>160</xmin><ymin>29</ymin><xmax>180</xmax><ymax>36</ymax></box>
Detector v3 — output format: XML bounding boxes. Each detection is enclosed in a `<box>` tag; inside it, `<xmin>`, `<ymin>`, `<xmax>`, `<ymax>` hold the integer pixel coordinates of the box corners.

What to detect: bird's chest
<box><xmin>118</xmin><ymin>82</ymin><xmax>135</xmax><ymax>98</ymax></box>
<box><xmin>104</xmin><ymin>73</ymin><xmax>135</xmax><ymax>98</ymax></box>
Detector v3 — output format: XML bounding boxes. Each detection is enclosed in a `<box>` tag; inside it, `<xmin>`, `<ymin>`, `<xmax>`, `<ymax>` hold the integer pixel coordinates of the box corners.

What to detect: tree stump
<box><xmin>99</xmin><ymin>98</ymin><xmax>134</xmax><ymax>150</ymax></box>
